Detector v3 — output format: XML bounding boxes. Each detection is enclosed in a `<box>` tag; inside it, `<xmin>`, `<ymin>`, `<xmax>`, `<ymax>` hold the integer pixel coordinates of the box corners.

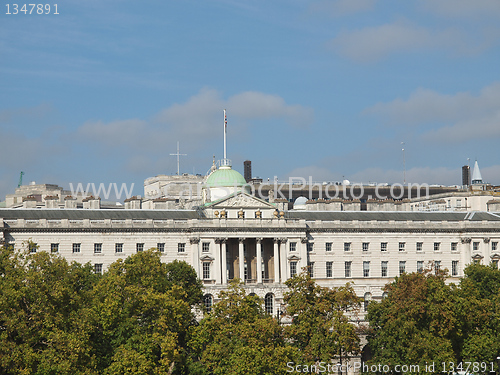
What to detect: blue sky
<box><xmin>1</xmin><ymin>0</ymin><xmax>500</xmax><ymax>200</ymax></box>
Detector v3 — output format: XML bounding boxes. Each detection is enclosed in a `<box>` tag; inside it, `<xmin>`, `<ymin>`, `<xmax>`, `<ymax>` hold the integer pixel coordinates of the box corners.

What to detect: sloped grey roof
<box><xmin>287</xmin><ymin>211</ymin><xmax>500</xmax><ymax>222</ymax></box>
<box><xmin>0</xmin><ymin>209</ymin><xmax>202</xmax><ymax>220</ymax></box>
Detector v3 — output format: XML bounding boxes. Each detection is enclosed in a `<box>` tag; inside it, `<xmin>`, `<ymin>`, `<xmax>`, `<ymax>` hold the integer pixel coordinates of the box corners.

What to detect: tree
<box><xmin>366</xmin><ymin>269</ymin><xmax>460</xmax><ymax>373</ymax></box>
<box><xmin>190</xmin><ymin>280</ymin><xmax>298</xmax><ymax>375</ymax></box>
<box><xmin>284</xmin><ymin>271</ymin><xmax>361</xmax><ymax>366</ymax></box>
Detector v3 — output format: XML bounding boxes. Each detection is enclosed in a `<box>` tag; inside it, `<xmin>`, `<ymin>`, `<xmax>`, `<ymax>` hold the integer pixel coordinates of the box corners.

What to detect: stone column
<box><xmin>461</xmin><ymin>237</ymin><xmax>471</xmax><ymax>275</ymax></box>
<box><xmin>222</xmin><ymin>238</ymin><xmax>228</xmax><ymax>285</ymax></box>
<box><xmin>190</xmin><ymin>237</ymin><xmax>200</xmax><ymax>279</ymax></box>
<box><xmin>281</xmin><ymin>238</ymin><xmax>288</xmax><ymax>281</ymax></box>
<box><xmin>256</xmin><ymin>238</ymin><xmax>263</xmax><ymax>284</ymax></box>
<box><xmin>300</xmin><ymin>237</ymin><xmax>308</xmax><ymax>272</ymax></box>
<box><xmin>213</xmin><ymin>238</ymin><xmax>221</xmax><ymax>285</ymax></box>
<box><xmin>239</xmin><ymin>238</ymin><xmax>245</xmax><ymax>282</ymax></box>
<box><xmin>273</xmin><ymin>238</ymin><xmax>280</xmax><ymax>284</ymax></box>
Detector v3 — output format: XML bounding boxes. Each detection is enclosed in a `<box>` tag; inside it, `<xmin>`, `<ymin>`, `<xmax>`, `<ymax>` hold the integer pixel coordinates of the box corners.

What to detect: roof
<box><xmin>287</xmin><ymin>211</ymin><xmax>500</xmax><ymax>222</ymax></box>
<box><xmin>205</xmin><ymin>166</ymin><xmax>247</xmax><ymax>188</ymax></box>
<box><xmin>0</xmin><ymin>209</ymin><xmax>202</xmax><ymax>220</ymax></box>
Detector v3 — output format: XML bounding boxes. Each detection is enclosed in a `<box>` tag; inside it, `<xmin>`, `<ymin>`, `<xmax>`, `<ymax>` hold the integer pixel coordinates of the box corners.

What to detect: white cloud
<box><xmin>330</xmin><ymin>20</ymin><xmax>484</xmax><ymax>62</ymax></box>
<box><xmin>309</xmin><ymin>0</ymin><xmax>376</xmax><ymax>16</ymax></box>
<box><xmin>420</xmin><ymin>0</ymin><xmax>500</xmax><ymax>18</ymax></box>
<box><xmin>284</xmin><ymin>166</ymin><xmax>339</xmax><ymax>182</ymax></box>
<box><xmin>77</xmin><ymin>119</ymin><xmax>148</xmax><ymax>146</ymax></box>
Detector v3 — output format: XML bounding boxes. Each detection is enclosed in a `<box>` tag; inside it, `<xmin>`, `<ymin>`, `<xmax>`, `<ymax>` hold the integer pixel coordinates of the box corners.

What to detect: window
<box><xmin>416</xmin><ymin>242</ymin><xmax>423</xmax><ymax>252</ymax></box>
<box><xmin>399</xmin><ymin>242</ymin><xmax>405</xmax><ymax>252</ymax></box>
<box><xmin>364</xmin><ymin>293</ymin><xmax>371</xmax><ymax>312</ymax></box>
<box><xmin>417</xmin><ymin>261</ymin><xmax>424</xmax><ymax>273</ymax></box>
<box><xmin>492</xmin><ymin>242</ymin><xmax>498</xmax><ymax>251</ymax></box>
<box><xmin>451</xmin><ymin>242</ymin><xmax>458</xmax><ymax>252</ymax></box>
<box><xmin>363</xmin><ymin>261</ymin><xmax>370</xmax><ymax>277</ymax></box>
<box><xmin>136</xmin><ymin>243</ymin><xmax>144</xmax><ymax>252</ymax></box>
<box><xmin>50</xmin><ymin>243</ymin><xmax>59</xmax><ymax>253</ymax></box>
<box><xmin>290</xmin><ymin>261</ymin><xmax>297</xmax><ymax>278</ymax></box>
<box><xmin>94</xmin><ymin>243</ymin><xmax>102</xmax><ymax>254</ymax></box>
<box><xmin>326</xmin><ymin>262</ymin><xmax>333</xmax><ymax>278</ymax></box>
<box><xmin>434</xmin><ymin>242</ymin><xmax>440</xmax><ymax>251</ymax></box>
<box><xmin>289</xmin><ymin>242</ymin><xmax>297</xmax><ymax>252</ymax></box>
<box><xmin>94</xmin><ymin>263</ymin><xmax>103</xmax><ymax>275</ymax></box>
<box><xmin>434</xmin><ymin>261</ymin><xmax>441</xmax><ymax>274</ymax></box>
<box><xmin>399</xmin><ymin>261</ymin><xmax>406</xmax><ymax>275</ymax></box>
<box><xmin>157</xmin><ymin>243</ymin><xmax>165</xmax><ymax>253</ymax></box>
<box><xmin>452</xmin><ymin>260</ymin><xmax>458</xmax><ymax>276</ymax></box>
<box><xmin>307</xmin><ymin>243</ymin><xmax>314</xmax><ymax>252</ymax></box>
<box><xmin>178</xmin><ymin>243</ymin><xmax>185</xmax><ymax>253</ymax></box>
<box><xmin>115</xmin><ymin>243</ymin><xmax>123</xmax><ymax>253</ymax></box>
<box><xmin>203</xmin><ymin>294</ymin><xmax>213</xmax><ymax>313</ymax></box>
<box><xmin>344</xmin><ymin>261</ymin><xmax>352</xmax><ymax>278</ymax></box>
<box><xmin>325</xmin><ymin>242</ymin><xmax>332</xmax><ymax>252</ymax></box>
<box><xmin>473</xmin><ymin>242</ymin><xmax>479</xmax><ymax>251</ymax></box>
<box><xmin>381</xmin><ymin>261</ymin><xmax>388</xmax><ymax>277</ymax></box>
<box><xmin>493</xmin><ymin>260</ymin><xmax>499</xmax><ymax>269</ymax></box>
<box><xmin>29</xmin><ymin>243</ymin><xmax>37</xmax><ymax>253</ymax></box>
<box><xmin>344</xmin><ymin>242</ymin><xmax>351</xmax><ymax>252</ymax></box>
<box><xmin>362</xmin><ymin>242</ymin><xmax>369</xmax><ymax>252</ymax></box>
<box><xmin>264</xmin><ymin>293</ymin><xmax>274</xmax><ymax>315</ymax></box>
<box><xmin>202</xmin><ymin>262</ymin><xmax>210</xmax><ymax>279</ymax></box>
<box><xmin>308</xmin><ymin>262</ymin><xmax>314</xmax><ymax>278</ymax></box>
<box><xmin>381</xmin><ymin>242</ymin><xmax>387</xmax><ymax>252</ymax></box>
<box><xmin>202</xmin><ymin>242</ymin><xmax>210</xmax><ymax>252</ymax></box>
<box><xmin>72</xmin><ymin>243</ymin><xmax>81</xmax><ymax>253</ymax></box>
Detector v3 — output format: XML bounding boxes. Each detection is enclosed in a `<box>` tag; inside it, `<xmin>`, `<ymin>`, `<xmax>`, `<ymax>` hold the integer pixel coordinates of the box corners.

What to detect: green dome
<box><xmin>206</xmin><ymin>166</ymin><xmax>247</xmax><ymax>188</ymax></box>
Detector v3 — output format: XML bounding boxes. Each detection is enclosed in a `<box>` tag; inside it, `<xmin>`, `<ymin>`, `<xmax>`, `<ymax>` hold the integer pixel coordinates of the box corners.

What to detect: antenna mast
<box><xmin>222</xmin><ymin>109</ymin><xmax>230</xmax><ymax>167</ymax></box>
<box><xmin>170</xmin><ymin>141</ymin><xmax>187</xmax><ymax>175</ymax></box>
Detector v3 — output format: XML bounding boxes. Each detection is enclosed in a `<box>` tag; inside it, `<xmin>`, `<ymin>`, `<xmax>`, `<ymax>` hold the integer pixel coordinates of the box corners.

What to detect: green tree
<box><xmin>190</xmin><ymin>280</ymin><xmax>298</xmax><ymax>375</ymax></box>
<box><xmin>284</xmin><ymin>271</ymin><xmax>361</xmax><ymax>367</ymax></box>
<box><xmin>0</xmin><ymin>243</ymin><xmax>99</xmax><ymax>374</ymax></box>
<box><xmin>366</xmin><ymin>269</ymin><xmax>460</xmax><ymax>374</ymax></box>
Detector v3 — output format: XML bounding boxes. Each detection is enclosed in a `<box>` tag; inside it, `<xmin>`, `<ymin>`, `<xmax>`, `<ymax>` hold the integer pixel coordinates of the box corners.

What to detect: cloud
<box><xmin>330</xmin><ymin>20</ymin><xmax>484</xmax><ymax>62</ymax></box>
<box><xmin>309</xmin><ymin>0</ymin><xmax>376</xmax><ymax>16</ymax></box>
<box><xmin>284</xmin><ymin>166</ymin><xmax>339</xmax><ymax>182</ymax></box>
<box><xmin>0</xmin><ymin>103</ymin><xmax>53</xmax><ymax>123</ymax></box>
<box><xmin>348</xmin><ymin>166</ymin><xmax>461</xmax><ymax>186</ymax></box>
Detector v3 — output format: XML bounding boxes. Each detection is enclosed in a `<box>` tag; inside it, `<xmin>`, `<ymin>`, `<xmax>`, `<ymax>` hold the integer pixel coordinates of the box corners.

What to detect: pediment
<box><xmin>207</xmin><ymin>192</ymin><xmax>276</xmax><ymax>210</ymax></box>
<box><xmin>471</xmin><ymin>254</ymin><xmax>484</xmax><ymax>260</ymax></box>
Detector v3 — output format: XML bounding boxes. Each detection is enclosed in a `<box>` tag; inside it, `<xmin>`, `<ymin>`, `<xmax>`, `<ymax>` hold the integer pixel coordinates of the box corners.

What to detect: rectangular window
<box><xmin>381</xmin><ymin>242</ymin><xmax>387</xmax><ymax>252</ymax></box>
<box><xmin>434</xmin><ymin>242</ymin><xmax>440</xmax><ymax>251</ymax></box>
<box><xmin>451</xmin><ymin>242</ymin><xmax>458</xmax><ymax>252</ymax></box>
<box><xmin>399</xmin><ymin>261</ymin><xmax>406</xmax><ymax>275</ymax></box>
<box><xmin>29</xmin><ymin>243</ymin><xmax>37</xmax><ymax>253</ymax></box>
<box><xmin>326</xmin><ymin>262</ymin><xmax>333</xmax><ymax>278</ymax></box>
<box><xmin>203</xmin><ymin>262</ymin><xmax>210</xmax><ymax>279</ymax></box>
<box><xmin>177</xmin><ymin>243</ymin><xmax>185</xmax><ymax>253</ymax></box>
<box><xmin>452</xmin><ymin>260</ymin><xmax>458</xmax><ymax>276</ymax></box>
<box><xmin>473</xmin><ymin>241</ymin><xmax>479</xmax><ymax>251</ymax></box>
<box><xmin>416</xmin><ymin>242</ymin><xmax>423</xmax><ymax>252</ymax></box>
<box><xmin>290</xmin><ymin>261</ymin><xmax>297</xmax><ymax>278</ymax></box>
<box><xmin>115</xmin><ymin>243</ymin><xmax>123</xmax><ymax>253</ymax></box>
<box><xmin>381</xmin><ymin>261</ymin><xmax>388</xmax><ymax>277</ymax></box>
<box><xmin>289</xmin><ymin>242</ymin><xmax>297</xmax><ymax>252</ymax></box>
<box><xmin>399</xmin><ymin>242</ymin><xmax>405</xmax><ymax>252</ymax></box>
<box><xmin>72</xmin><ymin>243</ymin><xmax>81</xmax><ymax>253</ymax></box>
<box><xmin>344</xmin><ymin>242</ymin><xmax>351</xmax><ymax>252</ymax></box>
<box><xmin>94</xmin><ymin>263</ymin><xmax>103</xmax><ymax>275</ymax></box>
<box><xmin>202</xmin><ymin>242</ymin><xmax>210</xmax><ymax>252</ymax></box>
<box><xmin>435</xmin><ymin>261</ymin><xmax>441</xmax><ymax>274</ymax></box>
<box><xmin>308</xmin><ymin>262</ymin><xmax>314</xmax><ymax>278</ymax></box>
<box><xmin>136</xmin><ymin>243</ymin><xmax>144</xmax><ymax>252</ymax></box>
<box><xmin>325</xmin><ymin>242</ymin><xmax>332</xmax><ymax>252</ymax></box>
<box><xmin>157</xmin><ymin>243</ymin><xmax>165</xmax><ymax>253</ymax></box>
<box><xmin>363</xmin><ymin>261</ymin><xmax>370</xmax><ymax>277</ymax></box>
<box><xmin>492</xmin><ymin>242</ymin><xmax>498</xmax><ymax>251</ymax></box>
<box><xmin>50</xmin><ymin>243</ymin><xmax>59</xmax><ymax>253</ymax></box>
<box><xmin>417</xmin><ymin>261</ymin><xmax>424</xmax><ymax>273</ymax></box>
<box><xmin>344</xmin><ymin>261</ymin><xmax>352</xmax><ymax>278</ymax></box>
<box><xmin>94</xmin><ymin>243</ymin><xmax>102</xmax><ymax>254</ymax></box>
<box><xmin>307</xmin><ymin>243</ymin><xmax>314</xmax><ymax>252</ymax></box>
<box><xmin>362</xmin><ymin>242</ymin><xmax>369</xmax><ymax>252</ymax></box>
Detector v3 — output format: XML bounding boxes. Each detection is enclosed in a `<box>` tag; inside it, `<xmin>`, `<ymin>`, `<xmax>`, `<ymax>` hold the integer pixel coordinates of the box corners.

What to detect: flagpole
<box><xmin>223</xmin><ymin>109</ymin><xmax>227</xmax><ymax>162</ymax></box>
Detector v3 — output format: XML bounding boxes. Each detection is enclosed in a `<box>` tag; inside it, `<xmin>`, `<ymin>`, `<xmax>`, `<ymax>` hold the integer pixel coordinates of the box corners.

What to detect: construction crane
<box><xmin>18</xmin><ymin>171</ymin><xmax>24</xmax><ymax>188</ymax></box>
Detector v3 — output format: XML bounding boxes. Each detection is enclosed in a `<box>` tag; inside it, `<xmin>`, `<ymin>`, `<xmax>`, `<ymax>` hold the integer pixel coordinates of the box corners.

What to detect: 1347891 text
<box><xmin>5</xmin><ymin>4</ymin><xmax>59</xmax><ymax>15</ymax></box>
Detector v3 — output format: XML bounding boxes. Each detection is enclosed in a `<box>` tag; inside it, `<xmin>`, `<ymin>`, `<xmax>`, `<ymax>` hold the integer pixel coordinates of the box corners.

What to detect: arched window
<box><xmin>364</xmin><ymin>292</ymin><xmax>372</xmax><ymax>312</ymax></box>
<box><xmin>203</xmin><ymin>294</ymin><xmax>213</xmax><ymax>313</ymax></box>
<box><xmin>264</xmin><ymin>293</ymin><xmax>274</xmax><ymax>315</ymax></box>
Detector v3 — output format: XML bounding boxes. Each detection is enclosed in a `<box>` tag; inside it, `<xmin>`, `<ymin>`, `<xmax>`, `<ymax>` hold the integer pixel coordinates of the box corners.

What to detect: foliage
<box><xmin>284</xmin><ymin>271</ymin><xmax>361</xmax><ymax>365</ymax></box>
<box><xmin>190</xmin><ymin>280</ymin><xmax>299</xmax><ymax>375</ymax></box>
